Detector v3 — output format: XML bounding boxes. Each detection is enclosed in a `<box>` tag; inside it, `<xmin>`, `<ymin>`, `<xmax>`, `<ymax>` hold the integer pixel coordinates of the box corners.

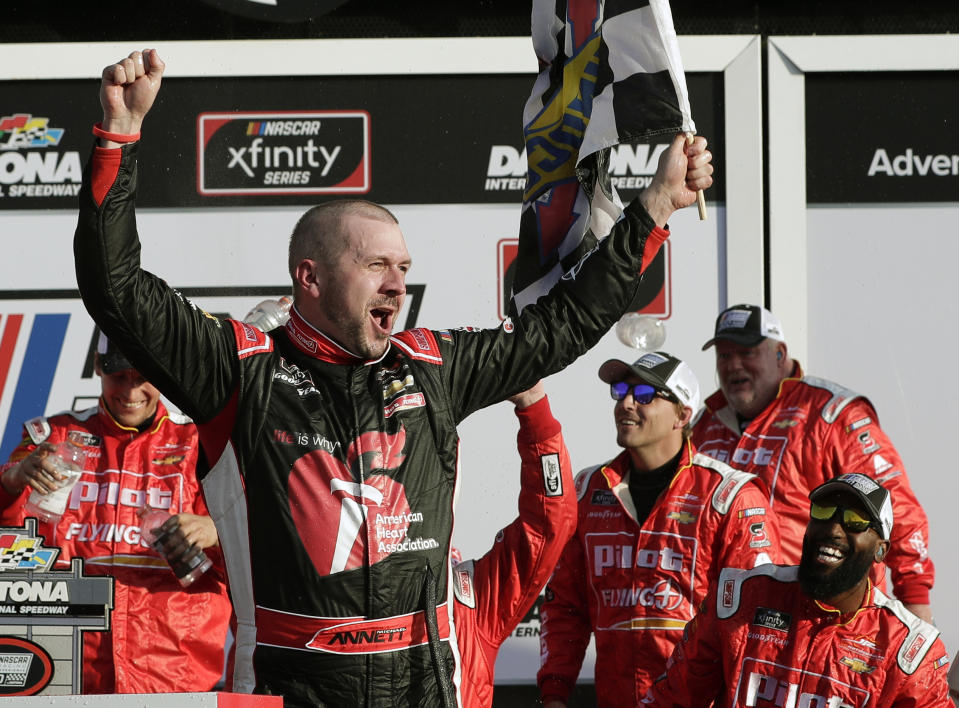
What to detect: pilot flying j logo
<box><xmin>737</xmin><ymin>658</ymin><xmax>869</xmax><ymax>708</ymax></box>
<box><xmin>197</xmin><ymin>111</ymin><xmax>371</xmax><ymax>195</ymax></box>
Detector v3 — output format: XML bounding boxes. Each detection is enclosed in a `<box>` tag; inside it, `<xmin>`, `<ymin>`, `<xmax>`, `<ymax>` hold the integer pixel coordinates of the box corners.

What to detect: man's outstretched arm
<box><xmin>76</xmin><ymin>50</ymin><xmax>239</xmax><ymax>422</ymax></box>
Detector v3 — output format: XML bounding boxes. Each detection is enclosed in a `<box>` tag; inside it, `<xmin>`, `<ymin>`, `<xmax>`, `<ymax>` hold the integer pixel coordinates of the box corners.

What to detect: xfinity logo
<box><xmin>227</xmin><ymin>139</ymin><xmax>341</xmax><ymax>178</ymax></box>
<box><xmin>198</xmin><ymin>111</ymin><xmax>371</xmax><ymax>196</ymax></box>
<box><xmin>485</xmin><ymin>143</ymin><xmax>668</xmax><ymax>191</ymax></box>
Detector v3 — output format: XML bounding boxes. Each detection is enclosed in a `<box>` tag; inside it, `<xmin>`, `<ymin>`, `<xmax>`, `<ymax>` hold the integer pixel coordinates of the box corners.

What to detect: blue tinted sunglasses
<box><xmin>610</xmin><ymin>382</ymin><xmax>672</xmax><ymax>404</ymax></box>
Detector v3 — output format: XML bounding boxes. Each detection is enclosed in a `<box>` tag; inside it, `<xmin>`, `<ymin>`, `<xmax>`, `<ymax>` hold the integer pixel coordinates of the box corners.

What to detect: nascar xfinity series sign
<box><xmin>0</xmin><ymin>73</ymin><xmax>722</xmax><ymax>208</ymax></box>
<box><xmin>198</xmin><ymin>111</ymin><xmax>371</xmax><ymax>195</ymax></box>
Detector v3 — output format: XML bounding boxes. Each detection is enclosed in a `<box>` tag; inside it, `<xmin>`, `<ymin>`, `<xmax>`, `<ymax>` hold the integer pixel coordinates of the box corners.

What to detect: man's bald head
<box><xmin>288</xmin><ymin>200</ymin><xmax>399</xmax><ymax>280</ymax></box>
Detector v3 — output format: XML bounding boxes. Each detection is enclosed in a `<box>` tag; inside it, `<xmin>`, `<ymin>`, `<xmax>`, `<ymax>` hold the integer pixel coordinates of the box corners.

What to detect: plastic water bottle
<box><xmin>139</xmin><ymin>506</ymin><xmax>213</xmax><ymax>587</ymax></box>
<box><xmin>615</xmin><ymin>313</ymin><xmax>666</xmax><ymax>352</ymax></box>
<box><xmin>23</xmin><ymin>441</ymin><xmax>88</xmax><ymax>524</ymax></box>
<box><xmin>243</xmin><ymin>296</ymin><xmax>292</xmax><ymax>332</ymax></box>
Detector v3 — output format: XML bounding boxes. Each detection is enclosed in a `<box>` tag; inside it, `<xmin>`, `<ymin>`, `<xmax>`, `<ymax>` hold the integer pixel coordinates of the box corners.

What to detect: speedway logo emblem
<box><xmin>197</xmin><ymin>111</ymin><xmax>371</xmax><ymax>195</ymax></box>
<box><xmin>0</xmin><ymin>113</ymin><xmax>80</xmax><ymax>199</ymax></box>
<box><xmin>0</xmin><ymin>533</ymin><xmax>57</xmax><ymax>573</ymax></box>
<box><xmin>0</xmin><ymin>114</ymin><xmax>64</xmax><ymax>150</ymax></box>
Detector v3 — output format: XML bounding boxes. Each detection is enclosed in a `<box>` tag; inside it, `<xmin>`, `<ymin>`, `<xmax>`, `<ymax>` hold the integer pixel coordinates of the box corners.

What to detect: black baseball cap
<box><xmin>702</xmin><ymin>304</ymin><xmax>786</xmax><ymax>351</ymax></box>
<box><xmin>598</xmin><ymin>351</ymin><xmax>701</xmax><ymax>411</ymax></box>
<box><xmin>96</xmin><ymin>333</ymin><xmax>134</xmax><ymax>374</ymax></box>
<box><xmin>809</xmin><ymin>473</ymin><xmax>893</xmax><ymax>540</ymax></box>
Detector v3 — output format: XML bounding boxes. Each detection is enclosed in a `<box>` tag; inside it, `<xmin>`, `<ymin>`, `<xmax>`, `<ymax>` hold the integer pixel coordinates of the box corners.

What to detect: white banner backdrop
<box><xmin>0</xmin><ymin>36</ymin><xmax>761</xmax><ymax>685</ymax></box>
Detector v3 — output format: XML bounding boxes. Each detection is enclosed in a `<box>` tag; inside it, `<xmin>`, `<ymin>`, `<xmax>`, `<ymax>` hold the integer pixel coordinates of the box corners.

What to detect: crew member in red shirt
<box><xmin>0</xmin><ymin>337</ymin><xmax>231</xmax><ymax>693</ymax></box>
<box><xmin>646</xmin><ymin>473</ymin><xmax>950</xmax><ymax>708</ymax></box>
<box><xmin>692</xmin><ymin>303</ymin><xmax>934</xmax><ymax>622</ymax></box>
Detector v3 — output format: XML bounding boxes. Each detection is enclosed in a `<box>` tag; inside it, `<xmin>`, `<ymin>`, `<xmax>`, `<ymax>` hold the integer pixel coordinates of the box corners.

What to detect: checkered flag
<box><xmin>509</xmin><ymin>0</ymin><xmax>695</xmax><ymax>315</ymax></box>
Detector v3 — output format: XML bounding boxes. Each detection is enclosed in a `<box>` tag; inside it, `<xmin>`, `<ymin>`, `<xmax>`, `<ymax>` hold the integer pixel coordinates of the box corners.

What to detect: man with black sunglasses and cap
<box><xmin>692</xmin><ymin>303</ymin><xmax>934</xmax><ymax>623</ymax></box>
<box><xmin>646</xmin><ymin>473</ymin><xmax>950</xmax><ymax>708</ymax></box>
<box><xmin>538</xmin><ymin>352</ymin><xmax>781</xmax><ymax>707</ymax></box>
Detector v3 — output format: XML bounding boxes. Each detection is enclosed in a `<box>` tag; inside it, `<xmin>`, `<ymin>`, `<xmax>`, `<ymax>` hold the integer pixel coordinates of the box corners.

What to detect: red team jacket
<box><xmin>452</xmin><ymin>395</ymin><xmax>575</xmax><ymax>708</ymax></box>
<box><xmin>646</xmin><ymin>565</ymin><xmax>951</xmax><ymax>707</ymax></box>
<box><xmin>0</xmin><ymin>402</ymin><xmax>232</xmax><ymax>693</ymax></box>
<box><xmin>692</xmin><ymin>365</ymin><xmax>933</xmax><ymax>605</ymax></box>
<box><xmin>538</xmin><ymin>440</ymin><xmax>781</xmax><ymax>706</ymax></box>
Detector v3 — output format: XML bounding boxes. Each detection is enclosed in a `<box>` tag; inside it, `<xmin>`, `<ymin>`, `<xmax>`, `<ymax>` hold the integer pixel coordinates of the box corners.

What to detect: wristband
<box><xmin>92</xmin><ymin>122</ymin><xmax>141</xmax><ymax>143</ymax></box>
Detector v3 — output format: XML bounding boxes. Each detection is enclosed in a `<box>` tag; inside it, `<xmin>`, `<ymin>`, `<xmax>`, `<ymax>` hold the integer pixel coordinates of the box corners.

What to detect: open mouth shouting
<box><xmin>370</xmin><ymin>305</ymin><xmax>396</xmax><ymax>337</ymax></box>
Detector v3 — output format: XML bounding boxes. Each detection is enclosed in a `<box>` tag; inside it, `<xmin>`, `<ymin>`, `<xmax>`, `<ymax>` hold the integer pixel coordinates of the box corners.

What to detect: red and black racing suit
<box><xmin>74</xmin><ymin>143</ymin><xmax>669</xmax><ymax>706</ymax></box>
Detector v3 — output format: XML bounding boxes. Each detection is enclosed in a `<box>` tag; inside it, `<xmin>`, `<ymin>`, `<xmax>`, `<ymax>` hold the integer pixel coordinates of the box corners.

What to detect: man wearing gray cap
<box><xmin>646</xmin><ymin>473</ymin><xmax>950</xmax><ymax>708</ymax></box>
<box><xmin>692</xmin><ymin>303</ymin><xmax>934</xmax><ymax>623</ymax></box>
<box><xmin>538</xmin><ymin>351</ymin><xmax>780</xmax><ymax>707</ymax></box>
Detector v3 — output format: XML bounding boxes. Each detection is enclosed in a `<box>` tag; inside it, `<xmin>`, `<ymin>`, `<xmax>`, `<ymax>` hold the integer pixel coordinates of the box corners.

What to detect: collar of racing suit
<box><xmin>284</xmin><ymin>305</ymin><xmax>390</xmax><ymax>366</ymax></box>
<box><xmin>98</xmin><ymin>399</ymin><xmax>167</xmax><ymax>436</ymax></box>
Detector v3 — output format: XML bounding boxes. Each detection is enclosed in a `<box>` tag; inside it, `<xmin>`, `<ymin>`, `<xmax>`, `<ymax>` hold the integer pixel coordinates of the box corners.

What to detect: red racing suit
<box><xmin>537</xmin><ymin>440</ymin><xmax>781</xmax><ymax>706</ymax></box>
<box><xmin>645</xmin><ymin>565</ymin><xmax>951</xmax><ymax>708</ymax></box>
<box><xmin>0</xmin><ymin>401</ymin><xmax>232</xmax><ymax>693</ymax></box>
<box><xmin>691</xmin><ymin>364</ymin><xmax>933</xmax><ymax>605</ymax></box>
<box><xmin>452</xmin><ymin>395</ymin><xmax>575</xmax><ymax>708</ymax></box>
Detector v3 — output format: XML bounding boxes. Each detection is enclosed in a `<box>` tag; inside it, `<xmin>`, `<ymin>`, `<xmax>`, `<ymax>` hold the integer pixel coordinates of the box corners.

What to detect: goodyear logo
<box><xmin>0</xmin><ymin>533</ymin><xmax>57</xmax><ymax>572</ymax></box>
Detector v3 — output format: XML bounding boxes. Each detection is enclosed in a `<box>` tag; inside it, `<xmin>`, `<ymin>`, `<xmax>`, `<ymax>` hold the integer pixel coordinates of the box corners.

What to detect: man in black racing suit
<box><xmin>74</xmin><ymin>49</ymin><xmax>713</xmax><ymax>707</ymax></box>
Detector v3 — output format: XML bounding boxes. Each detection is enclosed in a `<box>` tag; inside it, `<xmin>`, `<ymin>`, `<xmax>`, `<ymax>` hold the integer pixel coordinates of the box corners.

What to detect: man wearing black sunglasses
<box><xmin>646</xmin><ymin>473</ymin><xmax>950</xmax><ymax>708</ymax></box>
<box><xmin>692</xmin><ymin>303</ymin><xmax>934</xmax><ymax>624</ymax></box>
<box><xmin>538</xmin><ymin>352</ymin><xmax>780</xmax><ymax>708</ymax></box>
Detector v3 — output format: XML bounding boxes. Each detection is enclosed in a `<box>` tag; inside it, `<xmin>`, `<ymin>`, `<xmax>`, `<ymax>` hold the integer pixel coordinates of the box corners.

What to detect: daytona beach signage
<box><xmin>0</xmin><ymin>519</ymin><xmax>112</xmax><ymax>695</ymax></box>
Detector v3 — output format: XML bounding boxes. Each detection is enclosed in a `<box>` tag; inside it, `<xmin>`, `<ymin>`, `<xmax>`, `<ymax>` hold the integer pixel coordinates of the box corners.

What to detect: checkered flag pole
<box><xmin>509</xmin><ymin>0</ymin><xmax>701</xmax><ymax>317</ymax></box>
